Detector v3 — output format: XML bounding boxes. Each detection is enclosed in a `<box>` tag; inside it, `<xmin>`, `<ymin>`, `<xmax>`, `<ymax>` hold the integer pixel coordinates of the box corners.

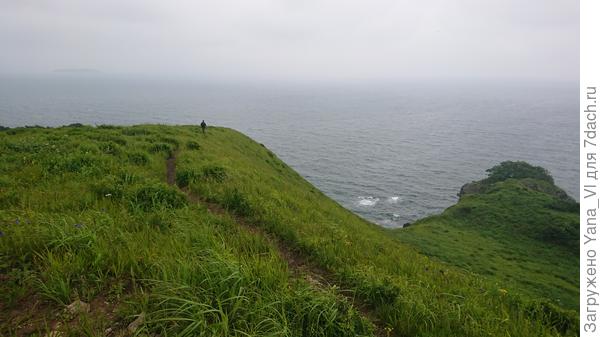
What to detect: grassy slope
<box><xmin>0</xmin><ymin>125</ymin><xmax>577</xmax><ymax>337</ymax></box>
<box><xmin>392</xmin><ymin>177</ymin><xmax>579</xmax><ymax>310</ymax></box>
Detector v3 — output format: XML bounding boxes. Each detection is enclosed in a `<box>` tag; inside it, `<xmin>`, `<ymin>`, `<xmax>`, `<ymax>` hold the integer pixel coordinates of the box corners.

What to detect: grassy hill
<box><xmin>392</xmin><ymin>161</ymin><xmax>579</xmax><ymax>311</ymax></box>
<box><xmin>0</xmin><ymin>125</ymin><xmax>578</xmax><ymax>336</ymax></box>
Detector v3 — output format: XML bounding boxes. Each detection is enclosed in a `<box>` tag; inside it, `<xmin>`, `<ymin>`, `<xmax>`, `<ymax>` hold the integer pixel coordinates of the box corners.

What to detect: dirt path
<box><xmin>165</xmin><ymin>154</ymin><xmax>387</xmax><ymax>337</ymax></box>
<box><xmin>166</xmin><ymin>154</ymin><xmax>176</xmax><ymax>186</ymax></box>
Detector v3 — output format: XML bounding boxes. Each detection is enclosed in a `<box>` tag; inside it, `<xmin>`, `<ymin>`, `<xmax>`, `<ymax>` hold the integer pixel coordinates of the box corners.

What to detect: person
<box><xmin>200</xmin><ymin>120</ymin><xmax>207</xmax><ymax>134</ymax></box>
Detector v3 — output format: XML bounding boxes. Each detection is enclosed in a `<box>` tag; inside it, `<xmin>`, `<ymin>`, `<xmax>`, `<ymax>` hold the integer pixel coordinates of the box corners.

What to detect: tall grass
<box><xmin>0</xmin><ymin>125</ymin><xmax>577</xmax><ymax>336</ymax></box>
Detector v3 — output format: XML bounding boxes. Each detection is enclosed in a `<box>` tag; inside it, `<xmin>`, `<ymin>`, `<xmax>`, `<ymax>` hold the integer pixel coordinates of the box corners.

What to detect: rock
<box><xmin>457</xmin><ymin>181</ymin><xmax>486</xmax><ymax>198</ymax></box>
<box><xmin>127</xmin><ymin>312</ymin><xmax>145</xmax><ymax>334</ymax></box>
<box><xmin>67</xmin><ymin>300</ymin><xmax>90</xmax><ymax>315</ymax></box>
<box><xmin>403</xmin><ymin>222</ymin><xmax>412</xmax><ymax>228</ymax></box>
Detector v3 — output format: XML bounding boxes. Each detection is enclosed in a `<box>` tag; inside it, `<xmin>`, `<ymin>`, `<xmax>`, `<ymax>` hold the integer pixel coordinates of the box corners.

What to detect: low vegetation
<box><xmin>0</xmin><ymin>125</ymin><xmax>578</xmax><ymax>336</ymax></box>
<box><xmin>394</xmin><ymin>161</ymin><xmax>578</xmax><ymax>310</ymax></box>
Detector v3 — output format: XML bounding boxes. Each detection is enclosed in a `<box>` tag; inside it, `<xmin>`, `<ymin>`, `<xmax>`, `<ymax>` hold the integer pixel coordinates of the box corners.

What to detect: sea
<box><xmin>0</xmin><ymin>75</ymin><xmax>578</xmax><ymax>228</ymax></box>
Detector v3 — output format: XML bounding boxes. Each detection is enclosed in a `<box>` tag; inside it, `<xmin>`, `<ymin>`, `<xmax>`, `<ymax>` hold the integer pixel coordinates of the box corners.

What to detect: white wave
<box><xmin>358</xmin><ymin>196</ymin><xmax>379</xmax><ymax>206</ymax></box>
<box><xmin>387</xmin><ymin>196</ymin><xmax>400</xmax><ymax>204</ymax></box>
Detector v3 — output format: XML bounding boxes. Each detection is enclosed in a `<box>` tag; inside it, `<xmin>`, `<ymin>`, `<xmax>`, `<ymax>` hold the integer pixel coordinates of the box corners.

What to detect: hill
<box><xmin>393</xmin><ymin>161</ymin><xmax>579</xmax><ymax>310</ymax></box>
<box><xmin>0</xmin><ymin>125</ymin><xmax>578</xmax><ymax>336</ymax></box>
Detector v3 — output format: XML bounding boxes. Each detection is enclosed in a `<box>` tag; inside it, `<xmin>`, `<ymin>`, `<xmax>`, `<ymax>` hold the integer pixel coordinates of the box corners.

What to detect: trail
<box><xmin>165</xmin><ymin>153</ymin><xmax>388</xmax><ymax>337</ymax></box>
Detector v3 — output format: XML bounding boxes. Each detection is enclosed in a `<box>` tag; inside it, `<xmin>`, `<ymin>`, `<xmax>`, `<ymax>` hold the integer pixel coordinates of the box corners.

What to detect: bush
<box><xmin>526</xmin><ymin>300</ymin><xmax>578</xmax><ymax>334</ymax></box>
<box><xmin>91</xmin><ymin>175</ymin><xmax>125</xmax><ymax>199</ymax></box>
<box><xmin>484</xmin><ymin>161</ymin><xmax>554</xmax><ymax>184</ymax></box>
<box><xmin>175</xmin><ymin>170</ymin><xmax>199</xmax><ymax>187</ymax></box>
<box><xmin>46</xmin><ymin>154</ymin><xmax>102</xmax><ymax>175</ymax></box>
<box><xmin>127</xmin><ymin>152</ymin><xmax>150</xmax><ymax>166</ymax></box>
<box><xmin>177</xmin><ymin>166</ymin><xmax>227</xmax><ymax>187</ymax></box>
<box><xmin>99</xmin><ymin>142</ymin><xmax>121</xmax><ymax>156</ymax></box>
<box><xmin>223</xmin><ymin>189</ymin><xmax>252</xmax><ymax>216</ymax></box>
<box><xmin>129</xmin><ymin>184</ymin><xmax>187</xmax><ymax>211</ymax></box>
<box><xmin>122</xmin><ymin>128</ymin><xmax>151</xmax><ymax>136</ymax></box>
<box><xmin>547</xmin><ymin>199</ymin><xmax>579</xmax><ymax>213</ymax></box>
<box><xmin>201</xmin><ymin>165</ymin><xmax>227</xmax><ymax>182</ymax></box>
<box><xmin>149</xmin><ymin>143</ymin><xmax>172</xmax><ymax>154</ymax></box>
<box><xmin>159</xmin><ymin>137</ymin><xmax>180</xmax><ymax>147</ymax></box>
<box><xmin>66</xmin><ymin>123</ymin><xmax>85</xmax><ymax>128</ymax></box>
<box><xmin>186</xmin><ymin>141</ymin><xmax>200</xmax><ymax>150</ymax></box>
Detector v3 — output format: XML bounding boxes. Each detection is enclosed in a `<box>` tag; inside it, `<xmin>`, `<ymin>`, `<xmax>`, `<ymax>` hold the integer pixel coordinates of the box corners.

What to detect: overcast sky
<box><xmin>0</xmin><ymin>0</ymin><xmax>578</xmax><ymax>82</ymax></box>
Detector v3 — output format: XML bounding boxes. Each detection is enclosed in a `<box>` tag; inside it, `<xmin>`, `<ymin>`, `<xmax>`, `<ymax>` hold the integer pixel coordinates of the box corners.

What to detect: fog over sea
<box><xmin>0</xmin><ymin>75</ymin><xmax>578</xmax><ymax>227</ymax></box>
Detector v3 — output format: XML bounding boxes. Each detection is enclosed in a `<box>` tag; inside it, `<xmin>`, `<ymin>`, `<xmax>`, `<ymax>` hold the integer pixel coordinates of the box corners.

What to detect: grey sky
<box><xmin>0</xmin><ymin>0</ymin><xmax>578</xmax><ymax>81</ymax></box>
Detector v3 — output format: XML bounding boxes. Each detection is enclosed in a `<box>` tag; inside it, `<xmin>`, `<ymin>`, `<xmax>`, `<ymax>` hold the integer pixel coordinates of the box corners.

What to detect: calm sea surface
<box><xmin>0</xmin><ymin>76</ymin><xmax>578</xmax><ymax>227</ymax></box>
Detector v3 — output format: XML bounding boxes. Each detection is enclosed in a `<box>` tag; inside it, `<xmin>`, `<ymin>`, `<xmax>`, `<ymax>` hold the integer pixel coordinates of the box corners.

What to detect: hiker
<box><xmin>200</xmin><ymin>120</ymin><xmax>207</xmax><ymax>134</ymax></box>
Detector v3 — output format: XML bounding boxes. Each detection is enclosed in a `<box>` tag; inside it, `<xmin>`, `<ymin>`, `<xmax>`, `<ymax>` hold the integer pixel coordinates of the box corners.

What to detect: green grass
<box><xmin>392</xmin><ymin>167</ymin><xmax>579</xmax><ymax>311</ymax></box>
<box><xmin>0</xmin><ymin>125</ymin><xmax>578</xmax><ymax>336</ymax></box>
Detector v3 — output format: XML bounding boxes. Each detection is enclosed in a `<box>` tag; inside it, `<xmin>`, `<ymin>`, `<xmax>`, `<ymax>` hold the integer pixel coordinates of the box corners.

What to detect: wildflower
<box><xmin>0</xmin><ymin>230</ymin><xmax>4</xmax><ymax>237</ymax></box>
<box><xmin>105</xmin><ymin>193</ymin><xmax>112</xmax><ymax>197</ymax></box>
<box><xmin>74</xmin><ymin>223</ymin><xmax>84</xmax><ymax>229</ymax></box>
<box><xmin>498</xmin><ymin>288</ymin><xmax>508</xmax><ymax>295</ymax></box>
<box><xmin>15</xmin><ymin>218</ymin><xmax>19</xmax><ymax>225</ymax></box>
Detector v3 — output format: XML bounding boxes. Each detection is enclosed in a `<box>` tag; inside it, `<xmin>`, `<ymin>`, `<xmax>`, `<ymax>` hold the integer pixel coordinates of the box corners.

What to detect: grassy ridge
<box><xmin>0</xmin><ymin>125</ymin><xmax>372</xmax><ymax>336</ymax></box>
<box><xmin>0</xmin><ymin>125</ymin><xmax>578</xmax><ymax>336</ymax></box>
<box><xmin>392</xmin><ymin>162</ymin><xmax>579</xmax><ymax>310</ymax></box>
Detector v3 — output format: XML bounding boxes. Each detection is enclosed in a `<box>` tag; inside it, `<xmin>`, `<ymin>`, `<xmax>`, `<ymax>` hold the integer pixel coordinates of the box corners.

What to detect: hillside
<box><xmin>392</xmin><ymin>161</ymin><xmax>579</xmax><ymax>310</ymax></box>
<box><xmin>0</xmin><ymin>125</ymin><xmax>577</xmax><ymax>336</ymax></box>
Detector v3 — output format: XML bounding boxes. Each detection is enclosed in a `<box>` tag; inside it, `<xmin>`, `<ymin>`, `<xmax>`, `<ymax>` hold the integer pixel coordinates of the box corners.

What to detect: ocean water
<box><xmin>0</xmin><ymin>75</ymin><xmax>578</xmax><ymax>227</ymax></box>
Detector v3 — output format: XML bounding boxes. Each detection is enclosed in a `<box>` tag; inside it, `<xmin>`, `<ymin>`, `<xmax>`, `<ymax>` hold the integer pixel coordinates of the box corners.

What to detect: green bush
<box><xmin>148</xmin><ymin>143</ymin><xmax>172</xmax><ymax>154</ymax></box>
<box><xmin>201</xmin><ymin>165</ymin><xmax>227</xmax><ymax>182</ymax></box>
<box><xmin>526</xmin><ymin>300</ymin><xmax>578</xmax><ymax>334</ymax></box>
<box><xmin>177</xmin><ymin>166</ymin><xmax>227</xmax><ymax>187</ymax></box>
<box><xmin>484</xmin><ymin>161</ymin><xmax>554</xmax><ymax>184</ymax></box>
<box><xmin>90</xmin><ymin>175</ymin><xmax>125</xmax><ymax>199</ymax></box>
<box><xmin>122</xmin><ymin>128</ymin><xmax>151</xmax><ymax>136</ymax></box>
<box><xmin>99</xmin><ymin>142</ymin><xmax>122</xmax><ymax>156</ymax></box>
<box><xmin>175</xmin><ymin>169</ymin><xmax>199</xmax><ymax>187</ymax></box>
<box><xmin>186</xmin><ymin>140</ymin><xmax>201</xmax><ymax>150</ymax></box>
<box><xmin>127</xmin><ymin>152</ymin><xmax>150</xmax><ymax>166</ymax></box>
<box><xmin>223</xmin><ymin>189</ymin><xmax>252</xmax><ymax>216</ymax></box>
<box><xmin>129</xmin><ymin>183</ymin><xmax>187</xmax><ymax>211</ymax></box>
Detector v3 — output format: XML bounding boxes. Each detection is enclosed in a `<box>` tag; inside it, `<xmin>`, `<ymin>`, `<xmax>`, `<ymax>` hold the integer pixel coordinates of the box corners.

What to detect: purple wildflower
<box><xmin>15</xmin><ymin>218</ymin><xmax>19</xmax><ymax>225</ymax></box>
<box><xmin>0</xmin><ymin>230</ymin><xmax>4</xmax><ymax>237</ymax></box>
<box><xmin>74</xmin><ymin>223</ymin><xmax>83</xmax><ymax>229</ymax></box>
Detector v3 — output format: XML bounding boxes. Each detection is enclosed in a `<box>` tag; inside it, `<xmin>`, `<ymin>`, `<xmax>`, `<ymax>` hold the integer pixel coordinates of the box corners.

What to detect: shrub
<box><xmin>129</xmin><ymin>184</ymin><xmax>187</xmax><ymax>211</ymax></box>
<box><xmin>61</xmin><ymin>154</ymin><xmax>101</xmax><ymax>174</ymax></box>
<box><xmin>96</xmin><ymin>124</ymin><xmax>119</xmax><ymax>129</ymax></box>
<box><xmin>547</xmin><ymin>199</ymin><xmax>579</xmax><ymax>213</ymax></box>
<box><xmin>526</xmin><ymin>300</ymin><xmax>578</xmax><ymax>334</ymax></box>
<box><xmin>91</xmin><ymin>175</ymin><xmax>125</xmax><ymax>199</ymax></box>
<box><xmin>159</xmin><ymin>137</ymin><xmax>180</xmax><ymax>147</ymax></box>
<box><xmin>175</xmin><ymin>169</ymin><xmax>199</xmax><ymax>187</ymax></box>
<box><xmin>186</xmin><ymin>141</ymin><xmax>200</xmax><ymax>150</ymax></box>
<box><xmin>149</xmin><ymin>143</ymin><xmax>172</xmax><ymax>154</ymax></box>
<box><xmin>66</xmin><ymin>123</ymin><xmax>84</xmax><ymax>128</ymax></box>
<box><xmin>484</xmin><ymin>161</ymin><xmax>554</xmax><ymax>184</ymax></box>
<box><xmin>223</xmin><ymin>189</ymin><xmax>252</xmax><ymax>216</ymax></box>
<box><xmin>201</xmin><ymin>165</ymin><xmax>227</xmax><ymax>182</ymax></box>
<box><xmin>127</xmin><ymin>152</ymin><xmax>150</xmax><ymax>166</ymax></box>
<box><xmin>99</xmin><ymin>142</ymin><xmax>121</xmax><ymax>156</ymax></box>
<box><xmin>122</xmin><ymin>128</ymin><xmax>151</xmax><ymax>136</ymax></box>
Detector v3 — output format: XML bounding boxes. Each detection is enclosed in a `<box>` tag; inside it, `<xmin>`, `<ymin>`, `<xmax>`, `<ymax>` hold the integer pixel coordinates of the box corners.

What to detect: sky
<box><xmin>0</xmin><ymin>0</ymin><xmax>579</xmax><ymax>82</ymax></box>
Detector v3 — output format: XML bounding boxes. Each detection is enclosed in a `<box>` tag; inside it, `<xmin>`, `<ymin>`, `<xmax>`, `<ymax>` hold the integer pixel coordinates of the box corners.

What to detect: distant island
<box><xmin>0</xmin><ymin>124</ymin><xmax>578</xmax><ymax>337</ymax></box>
